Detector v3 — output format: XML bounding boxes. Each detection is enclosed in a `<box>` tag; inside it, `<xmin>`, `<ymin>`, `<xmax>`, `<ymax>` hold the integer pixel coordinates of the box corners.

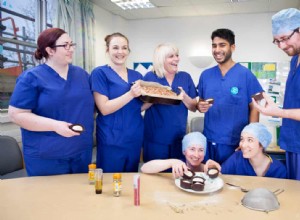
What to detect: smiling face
<box><xmin>47</xmin><ymin>33</ymin><xmax>74</xmax><ymax>65</ymax></box>
<box><xmin>273</xmin><ymin>29</ymin><xmax>300</xmax><ymax>56</ymax></box>
<box><xmin>239</xmin><ymin>132</ymin><xmax>264</xmax><ymax>159</ymax></box>
<box><xmin>212</xmin><ymin>37</ymin><xmax>234</xmax><ymax>64</ymax></box>
<box><xmin>163</xmin><ymin>50</ymin><xmax>180</xmax><ymax>75</ymax></box>
<box><xmin>183</xmin><ymin>144</ymin><xmax>205</xmax><ymax>167</ymax></box>
<box><xmin>107</xmin><ymin>36</ymin><xmax>129</xmax><ymax>66</ymax></box>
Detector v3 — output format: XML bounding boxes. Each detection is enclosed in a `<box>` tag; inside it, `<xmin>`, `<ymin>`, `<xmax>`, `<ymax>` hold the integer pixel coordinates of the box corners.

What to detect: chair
<box><xmin>0</xmin><ymin>135</ymin><xmax>27</xmax><ymax>179</ymax></box>
<box><xmin>190</xmin><ymin>117</ymin><xmax>204</xmax><ymax>133</ymax></box>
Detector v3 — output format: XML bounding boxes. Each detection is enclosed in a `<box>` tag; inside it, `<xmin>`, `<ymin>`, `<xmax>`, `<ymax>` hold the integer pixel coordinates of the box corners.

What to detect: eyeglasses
<box><xmin>52</xmin><ymin>43</ymin><xmax>76</xmax><ymax>50</ymax></box>
<box><xmin>273</xmin><ymin>28</ymin><xmax>299</xmax><ymax>45</ymax></box>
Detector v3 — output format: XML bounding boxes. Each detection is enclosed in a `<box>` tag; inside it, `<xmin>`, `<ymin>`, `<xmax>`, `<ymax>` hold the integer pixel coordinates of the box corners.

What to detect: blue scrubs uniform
<box><xmin>143</xmin><ymin>71</ymin><xmax>197</xmax><ymax>162</ymax></box>
<box><xmin>197</xmin><ymin>63</ymin><xmax>263</xmax><ymax>163</ymax></box>
<box><xmin>279</xmin><ymin>55</ymin><xmax>300</xmax><ymax>180</ymax></box>
<box><xmin>9</xmin><ymin>64</ymin><xmax>95</xmax><ymax>176</ymax></box>
<box><xmin>221</xmin><ymin>151</ymin><xmax>287</xmax><ymax>178</ymax></box>
<box><xmin>91</xmin><ymin>65</ymin><xmax>144</xmax><ymax>172</ymax></box>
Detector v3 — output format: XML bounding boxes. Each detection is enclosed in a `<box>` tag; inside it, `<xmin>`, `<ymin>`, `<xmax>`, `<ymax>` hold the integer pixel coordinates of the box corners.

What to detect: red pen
<box><xmin>134</xmin><ymin>174</ymin><xmax>140</xmax><ymax>206</ymax></box>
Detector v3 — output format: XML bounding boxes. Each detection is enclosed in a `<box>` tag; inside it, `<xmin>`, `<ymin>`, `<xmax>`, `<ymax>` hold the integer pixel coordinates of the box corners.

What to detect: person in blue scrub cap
<box><xmin>8</xmin><ymin>28</ymin><xmax>95</xmax><ymax>176</ymax></box>
<box><xmin>197</xmin><ymin>29</ymin><xmax>263</xmax><ymax>164</ymax></box>
<box><xmin>141</xmin><ymin>132</ymin><xmax>220</xmax><ymax>178</ymax></box>
<box><xmin>252</xmin><ymin>8</ymin><xmax>300</xmax><ymax>180</ymax></box>
<box><xmin>90</xmin><ymin>33</ymin><xmax>144</xmax><ymax>172</ymax></box>
<box><xmin>207</xmin><ymin>123</ymin><xmax>287</xmax><ymax>179</ymax></box>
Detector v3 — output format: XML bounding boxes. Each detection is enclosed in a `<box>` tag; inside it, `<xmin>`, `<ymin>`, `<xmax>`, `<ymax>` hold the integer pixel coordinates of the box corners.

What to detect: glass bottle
<box><xmin>113</xmin><ymin>173</ymin><xmax>122</xmax><ymax>197</ymax></box>
<box><xmin>95</xmin><ymin>168</ymin><xmax>103</xmax><ymax>194</ymax></box>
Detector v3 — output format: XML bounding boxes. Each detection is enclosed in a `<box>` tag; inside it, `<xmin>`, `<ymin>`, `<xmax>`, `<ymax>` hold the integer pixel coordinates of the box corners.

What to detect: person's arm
<box><xmin>8</xmin><ymin>105</ymin><xmax>79</xmax><ymax>137</ymax></box>
<box><xmin>178</xmin><ymin>87</ymin><xmax>197</xmax><ymax>112</ymax></box>
<box><xmin>249</xmin><ymin>102</ymin><xmax>260</xmax><ymax>122</ymax></box>
<box><xmin>253</xmin><ymin>92</ymin><xmax>300</xmax><ymax>121</ymax></box>
<box><xmin>141</xmin><ymin>103</ymin><xmax>153</xmax><ymax>112</ymax></box>
<box><xmin>94</xmin><ymin>81</ymin><xmax>142</xmax><ymax>116</ymax></box>
<box><xmin>141</xmin><ymin>159</ymin><xmax>188</xmax><ymax>178</ymax></box>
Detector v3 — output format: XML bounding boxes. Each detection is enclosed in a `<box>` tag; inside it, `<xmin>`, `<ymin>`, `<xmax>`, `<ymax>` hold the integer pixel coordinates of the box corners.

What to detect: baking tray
<box><xmin>140</xmin><ymin>95</ymin><xmax>182</xmax><ymax>105</ymax></box>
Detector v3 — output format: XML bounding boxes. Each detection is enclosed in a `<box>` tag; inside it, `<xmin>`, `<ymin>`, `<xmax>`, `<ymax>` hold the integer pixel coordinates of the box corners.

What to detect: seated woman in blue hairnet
<box><xmin>207</xmin><ymin>123</ymin><xmax>287</xmax><ymax>178</ymax></box>
<box><xmin>141</xmin><ymin>132</ymin><xmax>220</xmax><ymax>178</ymax></box>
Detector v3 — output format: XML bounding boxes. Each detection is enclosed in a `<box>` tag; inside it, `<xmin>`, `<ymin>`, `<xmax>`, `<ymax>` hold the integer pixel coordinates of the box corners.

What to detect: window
<box><xmin>0</xmin><ymin>0</ymin><xmax>57</xmax><ymax>112</ymax></box>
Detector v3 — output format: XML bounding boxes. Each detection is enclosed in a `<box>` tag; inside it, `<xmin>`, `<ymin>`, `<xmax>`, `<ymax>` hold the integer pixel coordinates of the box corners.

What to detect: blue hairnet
<box><xmin>242</xmin><ymin>123</ymin><xmax>272</xmax><ymax>149</ymax></box>
<box><xmin>272</xmin><ymin>8</ymin><xmax>300</xmax><ymax>36</ymax></box>
<box><xmin>182</xmin><ymin>132</ymin><xmax>207</xmax><ymax>153</ymax></box>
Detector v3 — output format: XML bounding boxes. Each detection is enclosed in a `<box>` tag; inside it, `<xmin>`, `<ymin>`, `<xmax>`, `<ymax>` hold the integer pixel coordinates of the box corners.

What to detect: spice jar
<box><xmin>113</xmin><ymin>173</ymin><xmax>122</xmax><ymax>197</ymax></box>
<box><xmin>88</xmin><ymin>163</ymin><xmax>96</xmax><ymax>184</ymax></box>
<box><xmin>95</xmin><ymin>168</ymin><xmax>103</xmax><ymax>194</ymax></box>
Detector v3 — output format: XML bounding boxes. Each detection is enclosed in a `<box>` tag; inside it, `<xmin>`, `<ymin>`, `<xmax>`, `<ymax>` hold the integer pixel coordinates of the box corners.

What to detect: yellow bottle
<box><xmin>88</xmin><ymin>164</ymin><xmax>96</xmax><ymax>184</ymax></box>
<box><xmin>113</xmin><ymin>173</ymin><xmax>122</xmax><ymax>197</ymax></box>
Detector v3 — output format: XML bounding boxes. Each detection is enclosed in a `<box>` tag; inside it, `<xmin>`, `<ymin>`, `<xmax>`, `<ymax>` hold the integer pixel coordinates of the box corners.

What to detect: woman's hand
<box><xmin>203</xmin><ymin>159</ymin><xmax>221</xmax><ymax>173</ymax></box>
<box><xmin>130</xmin><ymin>80</ymin><xmax>142</xmax><ymax>98</ymax></box>
<box><xmin>53</xmin><ymin>121</ymin><xmax>80</xmax><ymax>137</ymax></box>
<box><xmin>171</xmin><ymin>159</ymin><xmax>189</xmax><ymax>179</ymax></box>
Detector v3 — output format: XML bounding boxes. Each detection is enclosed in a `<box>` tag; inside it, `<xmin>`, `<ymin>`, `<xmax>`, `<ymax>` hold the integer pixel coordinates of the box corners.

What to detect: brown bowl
<box><xmin>182</xmin><ymin>169</ymin><xmax>195</xmax><ymax>180</ymax></box>
<box><xmin>191</xmin><ymin>182</ymin><xmax>205</xmax><ymax>191</ymax></box>
<box><xmin>69</xmin><ymin>124</ymin><xmax>84</xmax><ymax>134</ymax></box>
<box><xmin>180</xmin><ymin>179</ymin><xmax>192</xmax><ymax>189</ymax></box>
<box><xmin>140</xmin><ymin>95</ymin><xmax>182</xmax><ymax>105</ymax></box>
<box><xmin>252</xmin><ymin>92</ymin><xmax>263</xmax><ymax>101</ymax></box>
<box><xmin>207</xmin><ymin>168</ymin><xmax>219</xmax><ymax>179</ymax></box>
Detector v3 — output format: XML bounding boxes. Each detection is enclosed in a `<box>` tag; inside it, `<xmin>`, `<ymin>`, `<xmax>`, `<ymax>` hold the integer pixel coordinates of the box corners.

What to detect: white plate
<box><xmin>174</xmin><ymin>172</ymin><xmax>224</xmax><ymax>194</ymax></box>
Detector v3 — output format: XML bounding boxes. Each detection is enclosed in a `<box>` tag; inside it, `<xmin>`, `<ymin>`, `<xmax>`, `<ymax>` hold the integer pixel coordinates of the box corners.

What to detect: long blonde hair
<box><xmin>153</xmin><ymin>43</ymin><xmax>179</xmax><ymax>78</ymax></box>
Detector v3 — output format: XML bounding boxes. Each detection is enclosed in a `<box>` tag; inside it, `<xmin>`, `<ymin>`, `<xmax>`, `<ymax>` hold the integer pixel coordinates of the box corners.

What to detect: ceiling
<box><xmin>92</xmin><ymin>0</ymin><xmax>300</xmax><ymax>20</ymax></box>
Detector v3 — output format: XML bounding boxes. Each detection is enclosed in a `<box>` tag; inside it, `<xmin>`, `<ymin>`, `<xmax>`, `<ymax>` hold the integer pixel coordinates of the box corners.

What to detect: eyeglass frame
<box><xmin>273</xmin><ymin>28</ymin><xmax>299</xmax><ymax>45</ymax></box>
<box><xmin>52</xmin><ymin>43</ymin><xmax>76</xmax><ymax>50</ymax></box>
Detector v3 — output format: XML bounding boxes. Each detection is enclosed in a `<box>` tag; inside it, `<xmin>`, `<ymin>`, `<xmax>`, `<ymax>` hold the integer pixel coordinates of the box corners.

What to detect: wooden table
<box><xmin>1</xmin><ymin>173</ymin><xmax>300</xmax><ymax>220</ymax></box>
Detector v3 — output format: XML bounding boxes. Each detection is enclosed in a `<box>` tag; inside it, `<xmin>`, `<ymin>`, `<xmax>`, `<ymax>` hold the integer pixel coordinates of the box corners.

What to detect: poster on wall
<box><xmin>240</xmin><ymin>62</ymin><xmax>276</xmax><ymax>79</ymax></box>
<box><xmin>133</xmin><ymin>62</ymin><xmax>153</xmax><ymax>76</ymax></box>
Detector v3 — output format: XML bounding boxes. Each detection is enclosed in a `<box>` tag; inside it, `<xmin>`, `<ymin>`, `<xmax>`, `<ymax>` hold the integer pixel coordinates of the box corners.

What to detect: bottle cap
<box><xmin>113</xmin><ymin>173</ymin><xmax>122</xmax><ymax>179</ymax></box>
<box><xmin>89</xmin><ymin>164</ymin><xmax>96</xmax><ymax>169</ymax></box>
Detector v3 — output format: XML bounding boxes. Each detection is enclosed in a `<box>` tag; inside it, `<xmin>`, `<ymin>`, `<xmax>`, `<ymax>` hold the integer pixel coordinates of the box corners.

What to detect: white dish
<box><xmin>174</xmin><ymin>172</ymin><xmax>224</xmax><ymax>194</ymax></box>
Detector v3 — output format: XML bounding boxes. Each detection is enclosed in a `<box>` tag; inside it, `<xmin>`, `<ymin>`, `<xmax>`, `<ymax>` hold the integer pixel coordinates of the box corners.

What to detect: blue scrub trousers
<box><xmin>204</xmin><ymin>141</ymin><xmax>237</xmax><ymax>164</ymax></box>
<box><xmin>285</xmin><ymin>151</ymin><xmax>300</xmax><ymax>180</ymax></box>
<box><xmin>97</xmin><ymin>144</ymin><xmax>141</xmax><ymax>173</ymax></box>
<box><xmin>24</xmin><ymin>149</ymin><xmax>92</xmax><ymax>176</ymax></box>
<box><xmin>143</xmin><ymin>139</ymin><xmax>184</xmax><ymax>163</ymax></box>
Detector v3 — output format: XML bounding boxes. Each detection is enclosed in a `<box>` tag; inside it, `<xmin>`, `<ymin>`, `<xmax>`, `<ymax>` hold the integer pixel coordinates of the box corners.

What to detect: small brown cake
<box><xmin>205</xmin><ymin>98</ymin><xmax>214</xmax><ymax>104</ymax></box>
<box><xmin>191</xmin><ymin>182</ymin><xmax>205</xmax><ymax>191</ymax></box>
<box><xmin>182</xmin><ymin>169</ymin><xmax>195</xmax><ymax>180</ymax></box>
<box><xmin>207</xmin><ymin>168</ymin><xmax>219</xmax><ymax>179</ymax></box>
<box><xmin>69</xmin><ymin>124</ymin><xmax>84</xmax><ymax>134</ymax></box>
<box><xmin>192</xmin><ymin>176</ymin><xmax>206</xmax><ymax>184</ymax></box>
<box><xmin>252</xmin><ymin>92</ymin><xmax>264</xmax><ymax>101</ymax></box>
<box><xmin>180</xmin><ymin>179</ymin><xmax>192</xmax><ymax>189</ymax></box>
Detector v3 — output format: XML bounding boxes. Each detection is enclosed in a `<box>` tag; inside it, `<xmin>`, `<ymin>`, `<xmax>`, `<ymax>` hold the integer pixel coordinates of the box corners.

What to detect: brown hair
<box><xmin>34</xmin><ymin>28</ymin><xmax>66</xmax><ymax>60</ymax></box>
<box><xmin>104</xmin><ymin>32</ymin><xmax>130</xmax><ymax>52</ymax></box>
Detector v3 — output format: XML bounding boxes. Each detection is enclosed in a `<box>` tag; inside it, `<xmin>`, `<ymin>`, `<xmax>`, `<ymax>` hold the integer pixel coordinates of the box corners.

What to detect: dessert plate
<box><xmin>174</xmin><ymin>172</ymin><xmax>224</xmax><ymax>194</ymax></box>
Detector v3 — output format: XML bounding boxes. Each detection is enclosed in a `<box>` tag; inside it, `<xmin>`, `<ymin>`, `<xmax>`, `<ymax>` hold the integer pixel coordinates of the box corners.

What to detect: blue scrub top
<box><xmin>9</xmin><ymin>64</ymin><xmax>95</xmax><ymax>159</ymax></box>
<box><xmin>143</xmin><ymin>71</ymin><xmax>197</xmax><ymax>144</ymax></box>
<box><xmin>197</xmin><ymin>63</ymin><xmax>263</xmax><ymax>146</ymax></box>
<box><xmin>91</xmin><ymin>65</ymin><xmax>144</xmax><ymax>147</ymax></box>
<box><xmin>221</xmin><ymin>151</ymin><xmax>287</xmax><ymax>178</ymax></box>
<box><xmin>279</xmin><ymin>55</ymin><xmax>300</xmax><ymax>153</ymax></box>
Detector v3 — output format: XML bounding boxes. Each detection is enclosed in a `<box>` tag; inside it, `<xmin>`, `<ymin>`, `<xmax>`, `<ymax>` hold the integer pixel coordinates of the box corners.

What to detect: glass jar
<box><xmin>113</xmin><ymin>173</ymin><xmax>122</xmax><ymax>197</ymax></box>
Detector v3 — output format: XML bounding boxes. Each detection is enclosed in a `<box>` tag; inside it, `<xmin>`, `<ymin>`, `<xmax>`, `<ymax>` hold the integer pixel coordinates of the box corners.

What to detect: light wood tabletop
<box><xmin>0</xmin><ymin>173</ymin><xmax>299</xmax><ymax>220</ymax></box>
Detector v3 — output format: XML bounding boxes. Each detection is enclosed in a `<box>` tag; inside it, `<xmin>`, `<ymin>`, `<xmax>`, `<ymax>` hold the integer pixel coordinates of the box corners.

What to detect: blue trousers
<box><xmin>24</xmin><ymin>149</ymin><xmax>92</xmax><ymax>176</ymax></box>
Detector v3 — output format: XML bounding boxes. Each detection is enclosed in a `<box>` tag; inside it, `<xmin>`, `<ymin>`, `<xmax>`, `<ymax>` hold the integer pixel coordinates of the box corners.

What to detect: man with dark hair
<box><xmin>253</xmin><ymin>8</ymin><xmax>300</xmax><ymax>180</ymax></box>
<box><xmin>197</xmin><ymin>28</ymin><xmax>263</xmax><ymax>164</ymax></box>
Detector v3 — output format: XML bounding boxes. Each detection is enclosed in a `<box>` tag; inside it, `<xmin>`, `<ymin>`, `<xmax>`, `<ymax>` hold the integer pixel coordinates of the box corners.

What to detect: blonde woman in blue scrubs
<box><xmin>91</xmin><ymin>33</ymin><xmax>144</xmax><ymax>172</ymax></box>
<box><xmin>9</xmin><ymin>28</ymin><xmax>94</xmax><ymax>176</ymax></box>
<box><xmin>143</xmin><ymin>43</ymin><xmax>198</xmax><ymax>162</ymax></box>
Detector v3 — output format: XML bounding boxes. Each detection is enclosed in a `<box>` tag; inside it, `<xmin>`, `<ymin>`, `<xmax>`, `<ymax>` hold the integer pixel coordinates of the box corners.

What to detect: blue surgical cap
<box><xmin>182</xmin><ymin>132</ymin><xmax>207</xmax><ymax>153</ymax></box>
<box><xmin>242</xmin><ymin>123</ymin><xmax>272</xmax><ymax>149</ymax></box>
<box><xmin>272</xmin><ymin>8</ymin><xmax>300</xmax><ymax>36</ymax></box>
